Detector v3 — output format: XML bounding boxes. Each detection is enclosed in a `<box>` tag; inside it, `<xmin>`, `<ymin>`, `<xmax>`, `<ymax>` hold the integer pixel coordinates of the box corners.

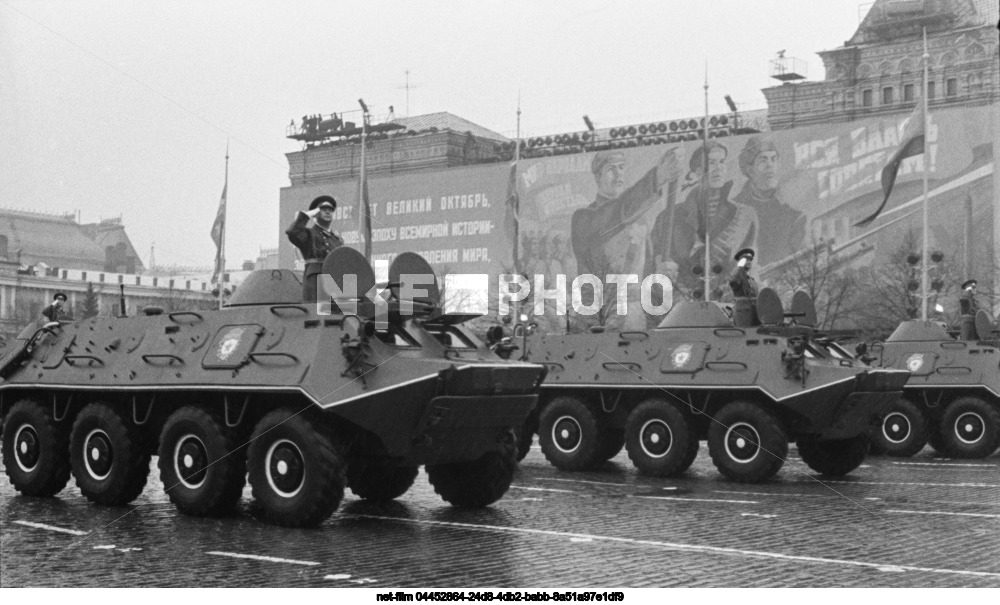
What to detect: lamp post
<box><xmin>583</xmin><ymin>115</ymin><xmax>595</xmax><ymax>151</ymax></box>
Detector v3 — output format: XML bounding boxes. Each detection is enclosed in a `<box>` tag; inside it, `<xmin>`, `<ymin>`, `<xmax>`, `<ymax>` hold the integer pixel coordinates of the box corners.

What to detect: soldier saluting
<box><xmin>286</xmin><ymin>195</ymin><xmax>344</xmax><ymax>302</ymax></box>
<box><xmin>729</xmin><ymin>248</ymin><xmax>758</xmax><ymax>299</ymax></box>
<box><xmin>959</xmin><ymin>279</ymin><xmax>978</xmax><ymax>315</ymax></box>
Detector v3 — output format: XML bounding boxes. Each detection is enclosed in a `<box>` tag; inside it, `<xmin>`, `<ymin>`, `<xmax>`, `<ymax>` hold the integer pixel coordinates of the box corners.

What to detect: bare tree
<box><xmin>853</xmin><ymin>229</ymin><xmax>957</xmax><ymax>337</ymax></box>
<box><xmin>769</xmin><ymin>236</ymin><xmax>862</xmax><ymax>330</ymax></box>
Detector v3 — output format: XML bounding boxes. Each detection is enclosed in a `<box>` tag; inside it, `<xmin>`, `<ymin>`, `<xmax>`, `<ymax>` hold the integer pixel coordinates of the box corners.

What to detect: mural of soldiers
<box><xmin>656</xmin><ymin>141</ymin><xmax>757</xmax><ymax>297</ymax></box>
<box><xmin>570</xmin><ymin>148</ymin><xmax>683</xmax><ymax>330</ymax></box>
<box><xmin>732</xmin><ymin>136</ymin><xmax>806</xmax><ymax>267</ymax></box>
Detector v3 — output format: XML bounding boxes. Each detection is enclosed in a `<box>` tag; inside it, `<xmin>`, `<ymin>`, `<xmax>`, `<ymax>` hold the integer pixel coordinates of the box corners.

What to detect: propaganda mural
<box><xmin>281</xmin><ymin>104</ymin><xmax>996</xmax><ymax>328</ymax></box>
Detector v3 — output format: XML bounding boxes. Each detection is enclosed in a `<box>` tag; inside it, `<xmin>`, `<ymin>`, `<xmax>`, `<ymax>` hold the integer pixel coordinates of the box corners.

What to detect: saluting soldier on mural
<box><xmin>570</xmin><ymin>148</ymin><xmax>684</xmax><ymax>330</ymax></box>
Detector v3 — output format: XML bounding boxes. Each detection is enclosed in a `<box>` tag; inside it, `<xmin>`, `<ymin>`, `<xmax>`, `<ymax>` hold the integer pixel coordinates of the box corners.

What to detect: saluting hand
<box><xmin>305</xmin><ymin>208</ymin><xmax>321</xmax><ymax>219</ymax></box>
<box><xmin>656</xmin><ymin>147</ymin><xmax>684</xmax><ymax>187</ymax></box>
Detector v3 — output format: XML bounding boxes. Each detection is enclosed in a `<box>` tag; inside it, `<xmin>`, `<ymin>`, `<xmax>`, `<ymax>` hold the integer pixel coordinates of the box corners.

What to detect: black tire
<box><xmin>596</xmin><ymin>428</ymin><xmax>626</xmax><ymax>462</ymax></box>
<box><xmin>679</xmin><ymin>437</ymin><xmax>700</xmax><ymax>472</ymax></box>
<box><xmin>69</xmin><ymin>402</ymin><xmax>150</xmax><ymax>506</ymax></box>
<box><xmin>347</xmin><ymin>464</ymin><xmax>418</xmax><ymax>502</ymax></box>
<box><xmin>1</xmin><ymin>399</ymin><xmax>70</xmax><ymax>497</ymax></box>
<box><xmin>427</xmin><ymin>430</ymin><xmax>517</xmax><ymax>507</ymax></box>
<box><xmin>708</xmin><ymin>402</ymin><xmax>787</xmax><ymax>483</ymax></box>
<box><xmin>247</xmin><ymin>409</ymin><xmax>344</xmax><ymax>527</ymax></box>
<box><xmin>158</xmin><ymin>407</ymin><xmax>246</xmax><ymax>516</ymax></box>
<box><xmin>938</xmin><ymin>397</ymin><xmax>1000</xmax><ymax>459</ymax></box>
<box><xmin>872</xmin><ymin>397</ymin><xmax>928</xmax><ymax>457</ymax></box>
<box><xmin>538</xmin><ymin>396</ymin><xmax>601</xmax><ymax>471</ymax></box>
<box><xmin>624</xmin><ymin>399</ymin><xmax>697</xmax><ymax>477</ymax></box>
<box><xmin>797</xmin><ymin>434</ymin><xmax>870</xmax><ymax>477</ymax></box>
<box><xmin>515</xmin><ymin>416</ymin><xmax>537</xmax><ymax>462</ymax></box>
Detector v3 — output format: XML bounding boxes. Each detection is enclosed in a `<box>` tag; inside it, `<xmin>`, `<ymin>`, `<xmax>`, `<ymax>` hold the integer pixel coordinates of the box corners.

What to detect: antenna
<box><xmin>396</xmin><ymin>69</ymin><xmax>422</xmax><ymax>116</ymax></box>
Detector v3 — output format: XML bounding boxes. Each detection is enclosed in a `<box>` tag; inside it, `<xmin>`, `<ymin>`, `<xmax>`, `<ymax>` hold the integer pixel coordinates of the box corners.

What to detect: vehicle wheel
<box><xmin>596</xmin><ymin>427</ymin><xmax>625</xmax><ymax>462</ymax></box>
<box><xmin>797</xmin><ymin>434</ymin><xmax>870</xmax><ymax>476</ymax></box>
<box><xmin>938</xmin><ymin>397</ymin><xmax>1000</xmax><ymax>459</ymax></box>
<box><xmin>158</xmin><ymin>407</ymin><xmax>246</xmax><ymax>516</ymax></box>
<box><xmin>70</xmin><ymin>402</ymin><xmax>150</xmax><ymax>505</ymax></box>
<box><xmin>347</xmin><ymin>464</ymin><xmax>418</xmax><ymax>502</ymax></box>
<box><xmin>1</xmin><ymin>399</ymin><xmax>70</xmax><ymax>496</ymax></box>
<box><xmin>679</xmin><ymin>437</ymin><xmax>700</xmax><ymax>472</ymax></box>
<box><xmin>872</xmin><ymin>397</ymin><xmax>928</xmax><ymax>457</ymax></box>
<box><xmin>427</xmin><ymin>430</ymin><xmax>517</xmax><ymax>507</ymax></box>
<box><xmin>515</xmin><ymin>415</ymin><xmax>537</xmax><ymax>461</ymax></box>
<box><xmin>538</xmin><ymin>396</ymin><xmax>601</xmax><ymax>471</ymax></box>
<box><xmin>624</xmin><ymin>399</ymin><xmax>696</xmax><ymax>477</ymax></box>
<box><xmin>708</xmin><ymin>402</ymin><xmax>787</xmax><ymax>483</ymax></box>
<box><xmin>247</xmin><ymin>409</ymin><xmax>344</xmax><ymax>527</ymax></box>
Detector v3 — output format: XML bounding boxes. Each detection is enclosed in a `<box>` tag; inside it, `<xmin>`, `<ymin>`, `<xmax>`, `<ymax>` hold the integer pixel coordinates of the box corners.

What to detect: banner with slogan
<box><xmin>278</xmin><ymin>162</ymin><xmax>513</xmax><ymax>284</ymax></box>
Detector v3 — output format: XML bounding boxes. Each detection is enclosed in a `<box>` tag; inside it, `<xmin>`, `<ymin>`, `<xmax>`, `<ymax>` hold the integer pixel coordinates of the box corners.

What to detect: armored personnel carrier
<box><xmin>508</xmin><ymin>289</ymin><xmax>909</xmax><ymax>483</ymax></box>
<box><xmin>0</xmin><ymin>249</ymin><xmax>545</xmax><ymax>527</ymax></box>
<box><xmin>866</xmin><ymin>310</ymin><xmax>1000</xmax><ymax>458</ymax></box>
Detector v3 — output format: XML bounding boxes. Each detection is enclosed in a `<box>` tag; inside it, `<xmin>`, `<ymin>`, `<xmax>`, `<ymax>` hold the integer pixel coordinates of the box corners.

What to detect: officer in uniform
<box><xmin>286</xmin><ymin>195</ymin><xmax>343</xmax><ymax>302</ymax></box>
<box><xmin>41</xmin><ymin>292</ymin><xmax>68</xmax><ymax>324</ymax></box>
<box><xmin>959</xmin><ymin>279</ymin><xmax>978</xmax><ymax>315</ymax></box>
<box><xmin>729</xmin><ymin>248</ymin><xmax>758</xmax><ymax>299</ymax></box>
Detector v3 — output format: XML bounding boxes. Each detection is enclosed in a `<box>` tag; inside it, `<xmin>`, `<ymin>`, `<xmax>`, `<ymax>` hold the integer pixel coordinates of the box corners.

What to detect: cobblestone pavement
<box><xmin>2</xmin><ymin>443</ymin><xmax>998</xmax><ymax>588</ymax></box>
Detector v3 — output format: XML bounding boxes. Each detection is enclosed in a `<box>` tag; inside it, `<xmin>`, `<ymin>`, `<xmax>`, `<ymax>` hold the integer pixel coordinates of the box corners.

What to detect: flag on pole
<box><xmin>854</xmin><ymin>100</ymin><xmax>925</xmax><ymax>227</ymax></box>
<box><xmin>210</xmin><ymin>182</ymin><xmax>227</xmax><ymax>283</ymax></box>
<box><xmin>360</xmin><ymin>175</ymin><xmax>373</xmax><ymax>261</ymax></box>
<box><xmin>503</xmin><ymin>160</ymin><xmax>519</xmax><ymax>268</ymax></box>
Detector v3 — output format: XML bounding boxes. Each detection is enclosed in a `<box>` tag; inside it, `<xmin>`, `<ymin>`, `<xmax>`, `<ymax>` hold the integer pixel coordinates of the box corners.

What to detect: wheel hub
<box><xmin>954</xmin><ymin>412</ymin><xmax>985</xmax><ymax>444</ymax></box>
<box><xmin>266</xmin><ymin>439</ymin><xmax>305</xmax><ymax>498</ymax></box>
<box><xmin>174</xmin><ymin>434</ymin><xmax>208</xmax><ymax>489</ymax></box>
<box><xmin>724</xmin><ymin>422</ymin><xmax>761</xmax><ymax>463</ymax></box>
<box><xmin>83</xmin><ymin>429</ymin><xmax>113</xmax><ymax>480</ymax></box>
<box><xmin>13</xmin><ymin>424</ymin><xmax>40</xmax><ymax>473</ymax></box>
<box><xmin>882</xmin><ymin>412</ymin><xmax>912</xmax><ymax>444</ymax></box>
<box><xmin>551</xmin><ymin>416</ymin><xmax>582</xmax><ymax>453</ymax></box>
<box><xmin>639</xmin><ymin>419</ymin><xmax>673</xmax><ymax>458</ymax></box>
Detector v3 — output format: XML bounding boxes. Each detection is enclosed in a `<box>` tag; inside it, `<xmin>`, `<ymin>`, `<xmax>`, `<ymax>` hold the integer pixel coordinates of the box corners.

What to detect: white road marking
<box><xmin>877</xmin><ymin>566</ymin><xmax>908</xmax><ymax>573</ymax></box>
<box><xmin>740</xmin><ymin>513</ymin><xmax>777</xmax><ymax>519</ymax></box>
<box><xmin>13</xmin><ymin>520</ymin><xmax>87</xmax><ymax>536</ymax></box>
<box><xmin>885</xmin><ymin>510</ymin><xmax>1000</xmax><ymax>519</ymax></box>
<box><xmin>713</xmin><ymin>490</ymin><xmax>819</xmax><ymax>498</ymax></box>
<box><xmin>807</xmin><ymin>480</ymin><xmax>1000</xmax><ymax>488</ymax></box>
<box><xmin>346</xmin><ymin>513</ymin><xmax>1000</xmax><ymax>579</ymax></box>
<box><xmin>93</xmin><ymin>545</ymin><xmax>116</xmax><ymax>550</ymax></box>
<box><xmin>509</xmin><ymin>485</ymin><xmax>575</xmax><ymax>493</ymax></box>
<box><xmin>570</xmin><ymin>537</ymin><xmax>594</xmax><ymax>542</ymax></box>
<box><xmin>520</xmin><ymin>497</ymin><xmax>544</xmax><ymax>502</ymax></box>
<box><xmin>637</xmin><ymin>496</ymin><xmax>759</xmax><ymax>505</ymax></box>
<box><xmin>325</xmin><ymin>574</ymin><xmax>351</xmax><ymax>581</ymax></box>
<box><xmin>890</xmin><ymin>461</ymin><xmax>994</xmax><ymax>468</ymax></box>
<box><xmin>350</xmin><ymin>578</ymin><xmax>377</xmax><ymax>584</ymax></box>
<box><xmin>205</xmin><ymin>551</ymin><xmax>320</xmax><ymax>566</ymax></box>
<box><xmin>888</xmin><ymin>463</ymin><xmax>995</xmax><ymax>471</ymax></box>
<box><xmin>537</xmin><ymin>477</ymin><xmax>632</xmax><ymax>487</ymax></box>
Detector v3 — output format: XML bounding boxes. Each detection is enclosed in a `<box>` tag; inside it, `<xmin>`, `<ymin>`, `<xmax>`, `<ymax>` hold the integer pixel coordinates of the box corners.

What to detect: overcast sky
<box><xmin>1</xmin><ymin>0</ymin><xmax>867</xmax><ymax>269</ymax></box>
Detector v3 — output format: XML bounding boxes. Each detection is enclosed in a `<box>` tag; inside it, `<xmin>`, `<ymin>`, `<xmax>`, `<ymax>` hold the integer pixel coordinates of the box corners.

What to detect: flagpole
<box><xmin>514</xmin><ymin>91</ymin><xmax>522</xmax><ymax>274</ymax></box>
<box><xmin>920</xmin><ymin>28</ymin><xmax>930</xmax><ymax>321</ymax></box>
<box><xmin>703</xmin><ymin>64</ymin><xmax>711</xmax><ymax>301</ymax></box>
<box><xmin>359</xmin><ymin>107</ymin><xmax>369</xmax><ymax>260</ymax></box>
<box><xmin>219</xmin><ymin>141</ymin><xmax>228</xmax><ymax>310</ymax></box>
